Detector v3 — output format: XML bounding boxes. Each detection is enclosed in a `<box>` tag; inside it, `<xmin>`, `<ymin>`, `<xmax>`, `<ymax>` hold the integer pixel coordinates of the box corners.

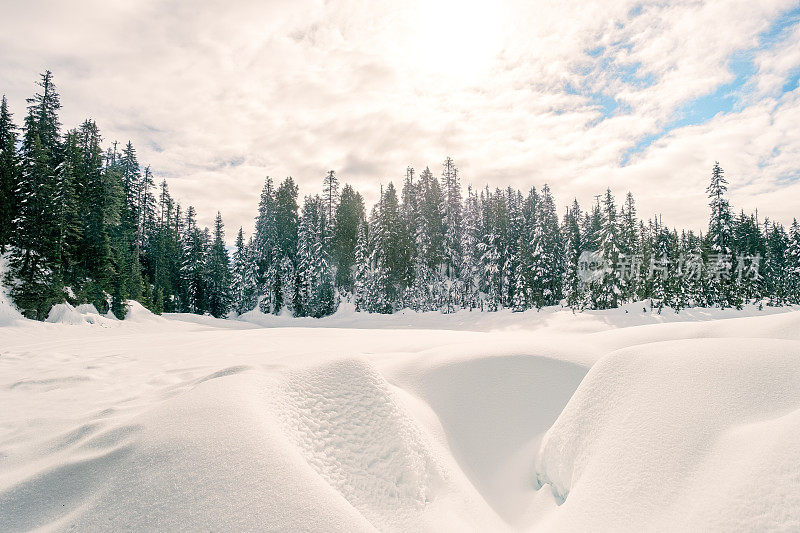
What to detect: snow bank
<box><xmin>0</xmin><ymin>359</ymin><xmax>499</xmax><ymax>531</ymax></box>
<box><xmin>0</xmin><ymin>254</ymin><xmax>23</xmax><ymax>325</ymax></box>
<box><xmin>45</xmin><ymin>302</ymin><xmax>118</xmax><ymax>326</ymax></box>
<box><xmin>0</xmin><ymin>286</ymin><xmax>23</xmax><ymax>325</ymax></box>
<box><xmin>74</xmin><ymin>303</ymin><xmax>99</xmax><ymax>315</ymax></box>
<box><xmin>45</xmin><ymin>303</ymin><xmax>88</xmax><ymax>325</ymax></box>
<box><xmin>122</xmin><ymin>300</ymin><xmax>163</xmax><ymax>322</ymax></box>
<box><xmin>535</xmin><ymin>337</ymin><xmax>800</xmax><ymax>531</ymax></box>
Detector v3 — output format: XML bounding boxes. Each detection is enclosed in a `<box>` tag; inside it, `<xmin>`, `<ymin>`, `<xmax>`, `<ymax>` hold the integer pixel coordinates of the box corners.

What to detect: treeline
<box><xmin>2</xmin><ymin>72</ymin><xmax>800</xmax><ymax>320</ymax></box>
<box><xmin>0</xmin><ymin>71</ymin><xmax>230</xmax><ymax>319</ymax></box>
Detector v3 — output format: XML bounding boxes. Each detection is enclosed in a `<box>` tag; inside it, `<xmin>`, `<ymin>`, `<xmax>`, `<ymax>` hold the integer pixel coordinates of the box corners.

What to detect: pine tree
<box><xmin>763</xmin><ymin>222</ymin><xmax>788</xmax><ymax>305</ymax></box>
<box><xmin>592</xmin><ymin>189</ymin><xmax>623</xmax><ymax>309</ymax></box>
<box><xmin>296</xmin><ymin>195</ymin><xmax>337</xmax><ymax>317</ymax></box>
<box><xmin>705</xmin><ymin>162</ymin><xmax>736</xmax><ymax>307</ymax></box>
<box><xmin>230</xmin><ymin>227</ymin><xmax>257</xmax><ymax>314</ymax></box>
<box><xmin>7</xmin><ymin>71</ymin><xmax>65</xmax><ymax>318</ymax></box>
<box><xmin>459</xmin><ymin>186</ymin><xmax>481</xmax><ymax>309</ymax></box>
<box><xmin>205</xmin><ymin>213</ymin><xmax>231</xmax><ymax>317</ymax></box>
<box><xmin>539</xmin><ymin>184</ymin><xmax>564</xmax><ymax>306</ymax></box>
<box><xmin>322</xmin><ymin>170</ymin><xmax>340</xmax><ymax>230</ymax></box>
<box><xmin>253</xmin><ymin>177</ymin><xmax>278</xmax><ymax>312</ymax></box>
<box><xmin>332</xmin><ymin>184</ymin><xmax>365</xmax><ymax>291</ymax></box>
<box><xmin>371</xmin><ymin>182</ymin><xmax>408</xmax><ymax>309</ymax></box>
<box><xmin>352</xmin><ymin>220</ymin><xmax>370</xmax><ymax>311</ymax></box>
<box><xmin>75</xmin><ymin>120</ymin><xmax>118</xmax><ymax>310</ymax></box>
<box><xmin>785</xmin><ymin>219</ymin><xmax>800</xmax><ymax>304</ymax></box>
<box><xmin>181</xmin><ymin>206</ymin><xmax>207</xmax><ymax>313</ymax></box>
<box><xmin>562</xmin><ymin>200</ymin><xmax>583</xmax><ymax>309</ymax></box>
<box><xmin>0</xmin><ymin>95</ymin><xmax>21</xmax><ymax>251</ymax></box>
<box><xmin>441</xmin><ymin>157</ymin><xmax>463</xmax><ymax>282</ymax></box>
<box><xmin>620</xmin><ymin>192</ymin><xmax>640</xmax><ymax>300</ymax></box>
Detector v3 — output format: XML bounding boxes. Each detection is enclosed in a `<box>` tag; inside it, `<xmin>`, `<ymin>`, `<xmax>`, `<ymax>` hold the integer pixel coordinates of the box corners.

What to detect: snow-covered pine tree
<box><xmin>296</xmin><ymin>195</ymin><xmax>337</xmax><ymax>317</ymax></box>
<box><xmin>459</xmin><ymin>186</ymin><xmax>481</xmax><ymax>310</ymax></box>
<box><xmin>705</xmin><ymin>162</ymin><xmax>736</xmax><ymax>307</ymax></box>
<box><xmin>512</xmin><ymin>236</ymin><xmax>529</xmax><ymax>311</ymax></box>
<box><xmin>732</xmin><ymin>210</ymin><xmax>765</xmax><ymax>303</ymax></box>
<box><xmin>230</xmin><ymin>227</ymin><xmax>256</xmax><ymax>314</ymax></box>
<box><xmin>539</xmin><ymin>184</ymin><xmax>564</xmax><ymax>306</ymax></box>
<box><xmin>205</xmin><ymin>212</ymin><xmax>231</xmax><ymax>318</ymax></box>
<box><xmin>562</xmin><ymin>200</ymin><xmax>583</xmax><ymax>309</ymax></box>
<box><xmin>0</xmin><ymin>95</ymin><xmax>21</xmax><ymax>252</ymax></box>
<box><xmin>352</xmin><ymin>220</ymin><xmax>370</xmax><ymax>311</ymax></box>
<box><xmin>441</xmin><ymin>157</ymin><xmax>463</xmax><ymax>284</ymax></box>
<box><xmin>763</xmin><ymin>221</ymin><xmax>788</xmax><ymax>305</ymax></box>
<box><xmin>504</xmin><ymin>188</ymin><xmax>524</xmax><ymax>309</ymax></box>
<box><xmin>274</xmin><ymin>177</ymin><xmax>299</xmax><ymax>312</ymax></box>
<box><xmin>592</xmin><ymin>189</ymin><xmax>623</xmax><ymax>309</ymax></box>
<box><xmin>332</xmin><ymin>184</ymin><xmax>365</xmax><ymax>292</ymax></box>
<box><xmin>478</xmin><ymin>187</ymin><xmax>503</xmax><ymax>311</ymax></box>
<box><xmin>785</xmin><ymin>219</ymin><xmax>800</xmax><ymax>304</ymax></box>
<box><xmin>278</xmin><ymin>255</ymin><xmax>296</xmax><ymax>315</ymax></box>
<box><xmin>322</xmin><ymin>170</ymin><xmax>339</xmax><ymax>232</ymax></box>
<box><xmin>7</xmin><ymin>71</ymin><xmax>65</xmax><ymax>319</ymax></box>
<box><xmin>181</xmin><ymin>206</ymin><xmax>207</xmax><ymax>313</ymax></box>
<box><xmin>253</xmin><ymin>177</ymin><xmax>278</xmax><ymax>313</ymax></box>
<box><xmin>620</xmin><ymin>192</ymin><xmax>640</xmax><ymax>300</ymax></box>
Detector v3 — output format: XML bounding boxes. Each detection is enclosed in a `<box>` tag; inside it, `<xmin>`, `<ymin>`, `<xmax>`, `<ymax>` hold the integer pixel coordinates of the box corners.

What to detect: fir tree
<box><xmin>705</xmin><ymin>162</ymin><xmax>736</xmax><ymax>307</ymax></box>
<box><xmin>181</xmin><ymin>206</ymin><xmax>207</xmax><ymax>313</ymax></box>
<box><xmin>593</xmin><ymin>189</ymin><xmax>623</xmax><ymax>309</ymax></box>
<box><xmin>786</xmin><ymin>219</ymin><xmax>800</xmax><ymax>303</ymax></box>
<box><xmin>7</xmin><ymin>71</ymin><xmax>65</xmax><ymax>318</ymax></box>
<box><xmin>332</xmin><ymin>184</ymin><xmax>365</xmax><ymax>291</ymax></box>
<box><xmin>253</xmin><ymin>177</ymin><xmax>278</xmax><ymax>312</ymax></box>
<box><xmin>296</xmin><ymin>195</ymin><xmax>337</xmax><ymax>317</ymax></box>
<box><xmin>322</xmin><ymin>170</ymin><xmax>340</xmax><ymax>229</ymax></box>
<box><xmin>230</xmin><ymin>227</ymin><xmax>257</xmax><ymax>314</ymax></box>
<box><xmin>352</xmin><ymin>220</ymin><xmax>371</xmax><ymax>311</ymax></box>
<box><xmin>205</xmin><ymin>213</ymin><xmax>231</xmax><ymax>317</ymax></box>
<box><xmin>0</xmin><ymin>95</ymin><xmax>21</xmax><ymax>251</ymax></box>
<box><xmin>562</xmin><ymin>200</ymin><xmax>584</xmax><ymax>309</ymax></box>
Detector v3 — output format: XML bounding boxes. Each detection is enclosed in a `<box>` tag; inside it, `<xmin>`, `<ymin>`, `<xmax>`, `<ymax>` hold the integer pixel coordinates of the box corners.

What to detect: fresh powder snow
<box><xmin>1</xmin><ymin>302</ymin><xmax>799</xmax><ymax>531</ymax></box>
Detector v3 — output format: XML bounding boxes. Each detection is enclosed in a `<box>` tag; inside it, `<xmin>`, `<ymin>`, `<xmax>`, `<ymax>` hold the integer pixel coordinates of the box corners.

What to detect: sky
<box><xmin>1</xmin><ymin>0</ymin><xmax>799</xmax><ymax>239</ymax></box>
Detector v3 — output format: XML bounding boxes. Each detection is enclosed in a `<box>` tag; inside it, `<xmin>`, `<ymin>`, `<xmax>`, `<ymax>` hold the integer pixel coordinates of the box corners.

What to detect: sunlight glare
<box><xmin>411</xmin><ymin>0</ymin><xmax>504</xmax><ymax>82</ymax></box>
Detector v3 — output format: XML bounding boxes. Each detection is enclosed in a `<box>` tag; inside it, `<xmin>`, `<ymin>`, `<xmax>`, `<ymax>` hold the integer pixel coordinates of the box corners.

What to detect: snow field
<box><xmin>1</xmin><ymin>302</ymin><xmax>799</xmax><ymax>531</ymax></box>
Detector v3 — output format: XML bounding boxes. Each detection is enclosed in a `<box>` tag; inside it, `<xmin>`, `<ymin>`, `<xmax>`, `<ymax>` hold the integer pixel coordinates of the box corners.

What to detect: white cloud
<box><xmin>1</xmin><ymin>0</ymin><xmax>798</xmax><ymax>239</ymax></box>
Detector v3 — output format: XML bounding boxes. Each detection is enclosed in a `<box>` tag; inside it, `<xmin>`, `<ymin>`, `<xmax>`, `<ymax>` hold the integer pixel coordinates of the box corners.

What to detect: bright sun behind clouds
<box><xmin>411</xmin><ymin>0</ymin><xmax>505</xmax><ymax>82</ymax></box>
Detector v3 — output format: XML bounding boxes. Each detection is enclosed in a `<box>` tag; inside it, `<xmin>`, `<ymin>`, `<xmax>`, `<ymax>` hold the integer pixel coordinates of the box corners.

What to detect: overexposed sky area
<box><xmin>2</xmin><ymin>0</ymin><xmax>799</xmax><ymax>238</ymax></box>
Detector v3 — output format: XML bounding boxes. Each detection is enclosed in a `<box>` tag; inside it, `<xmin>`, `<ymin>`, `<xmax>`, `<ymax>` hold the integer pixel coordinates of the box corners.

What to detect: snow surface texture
<box><xmin>1</xmin><ymin>299</ymin><xmax>799</xmax><ymax>531</ymax></box>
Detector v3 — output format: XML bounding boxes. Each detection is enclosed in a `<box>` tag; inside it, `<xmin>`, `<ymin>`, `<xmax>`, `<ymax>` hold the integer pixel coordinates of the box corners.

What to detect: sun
<box><xmin>411</xmin><ymin>0</ymin><xmax>505</xmax><ymax>82</ymax></box>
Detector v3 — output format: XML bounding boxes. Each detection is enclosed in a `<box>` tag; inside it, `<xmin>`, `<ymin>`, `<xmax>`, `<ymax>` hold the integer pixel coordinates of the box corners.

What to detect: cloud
<box><xmin>1</xmin><ymin>0</ymin><xmax>799</xmax><ymax>240</ymax></box>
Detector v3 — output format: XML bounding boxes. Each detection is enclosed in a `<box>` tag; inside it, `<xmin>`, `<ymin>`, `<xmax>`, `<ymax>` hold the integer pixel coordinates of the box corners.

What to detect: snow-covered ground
<box><xmin>1</xmin><ymin>298</ymin><xmax>799</xmax><ymax>531</ymax></box>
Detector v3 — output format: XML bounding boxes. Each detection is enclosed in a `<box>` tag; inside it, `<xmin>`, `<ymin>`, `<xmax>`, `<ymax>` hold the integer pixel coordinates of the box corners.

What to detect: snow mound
<box><xmin>45</xmin><ymin>303</ymin><xmax>88</xmax><ymax>325</ymax></box>
<box><xmin>74</xmin><ymin>303</ymin><xmax>99</xmax><ymax>315</ymax></box>
<box><xmin>0</xmin><ymin>287</ymin><xmax>23</xmax><ymax>326</ymax></box>
<box><xmin>44</xmin><ymin>302</ymin><xmax>118</xmax><ymax>326</ymax></box>
<box><xmin>0</xmin><ymin>362</ymin><xmax>497</xmax><ymax>531</ymax></box>
<box><xmin>273</xmin><ymin>359</ymin><xmax>444</xmax><ymax>529</ymax></box>
<box><xmin>0</xmin><ymin>255</ymin><xmax>23</xmax><ymax>325</ymax></box>
<box><xmin>535</xmin><ymin>337</ymin><xmax>800</xmax><ymax>531</ymax></box>
<box><xmin>123</xmin><ymin>300</ymin><xmax>161</xmax><ymax>322</ymax></box>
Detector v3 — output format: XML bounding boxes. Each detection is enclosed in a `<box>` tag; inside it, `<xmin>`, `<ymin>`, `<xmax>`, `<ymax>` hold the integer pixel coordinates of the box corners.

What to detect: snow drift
<box><xmin>2</xmin><ymin>302</ymin><xmax>800</xmax><ymax>531</ymax></box>
<box><xmin>535</xmin><ymin>337</ymin><xmax>800</xmax><ymax>531</ymax></box>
